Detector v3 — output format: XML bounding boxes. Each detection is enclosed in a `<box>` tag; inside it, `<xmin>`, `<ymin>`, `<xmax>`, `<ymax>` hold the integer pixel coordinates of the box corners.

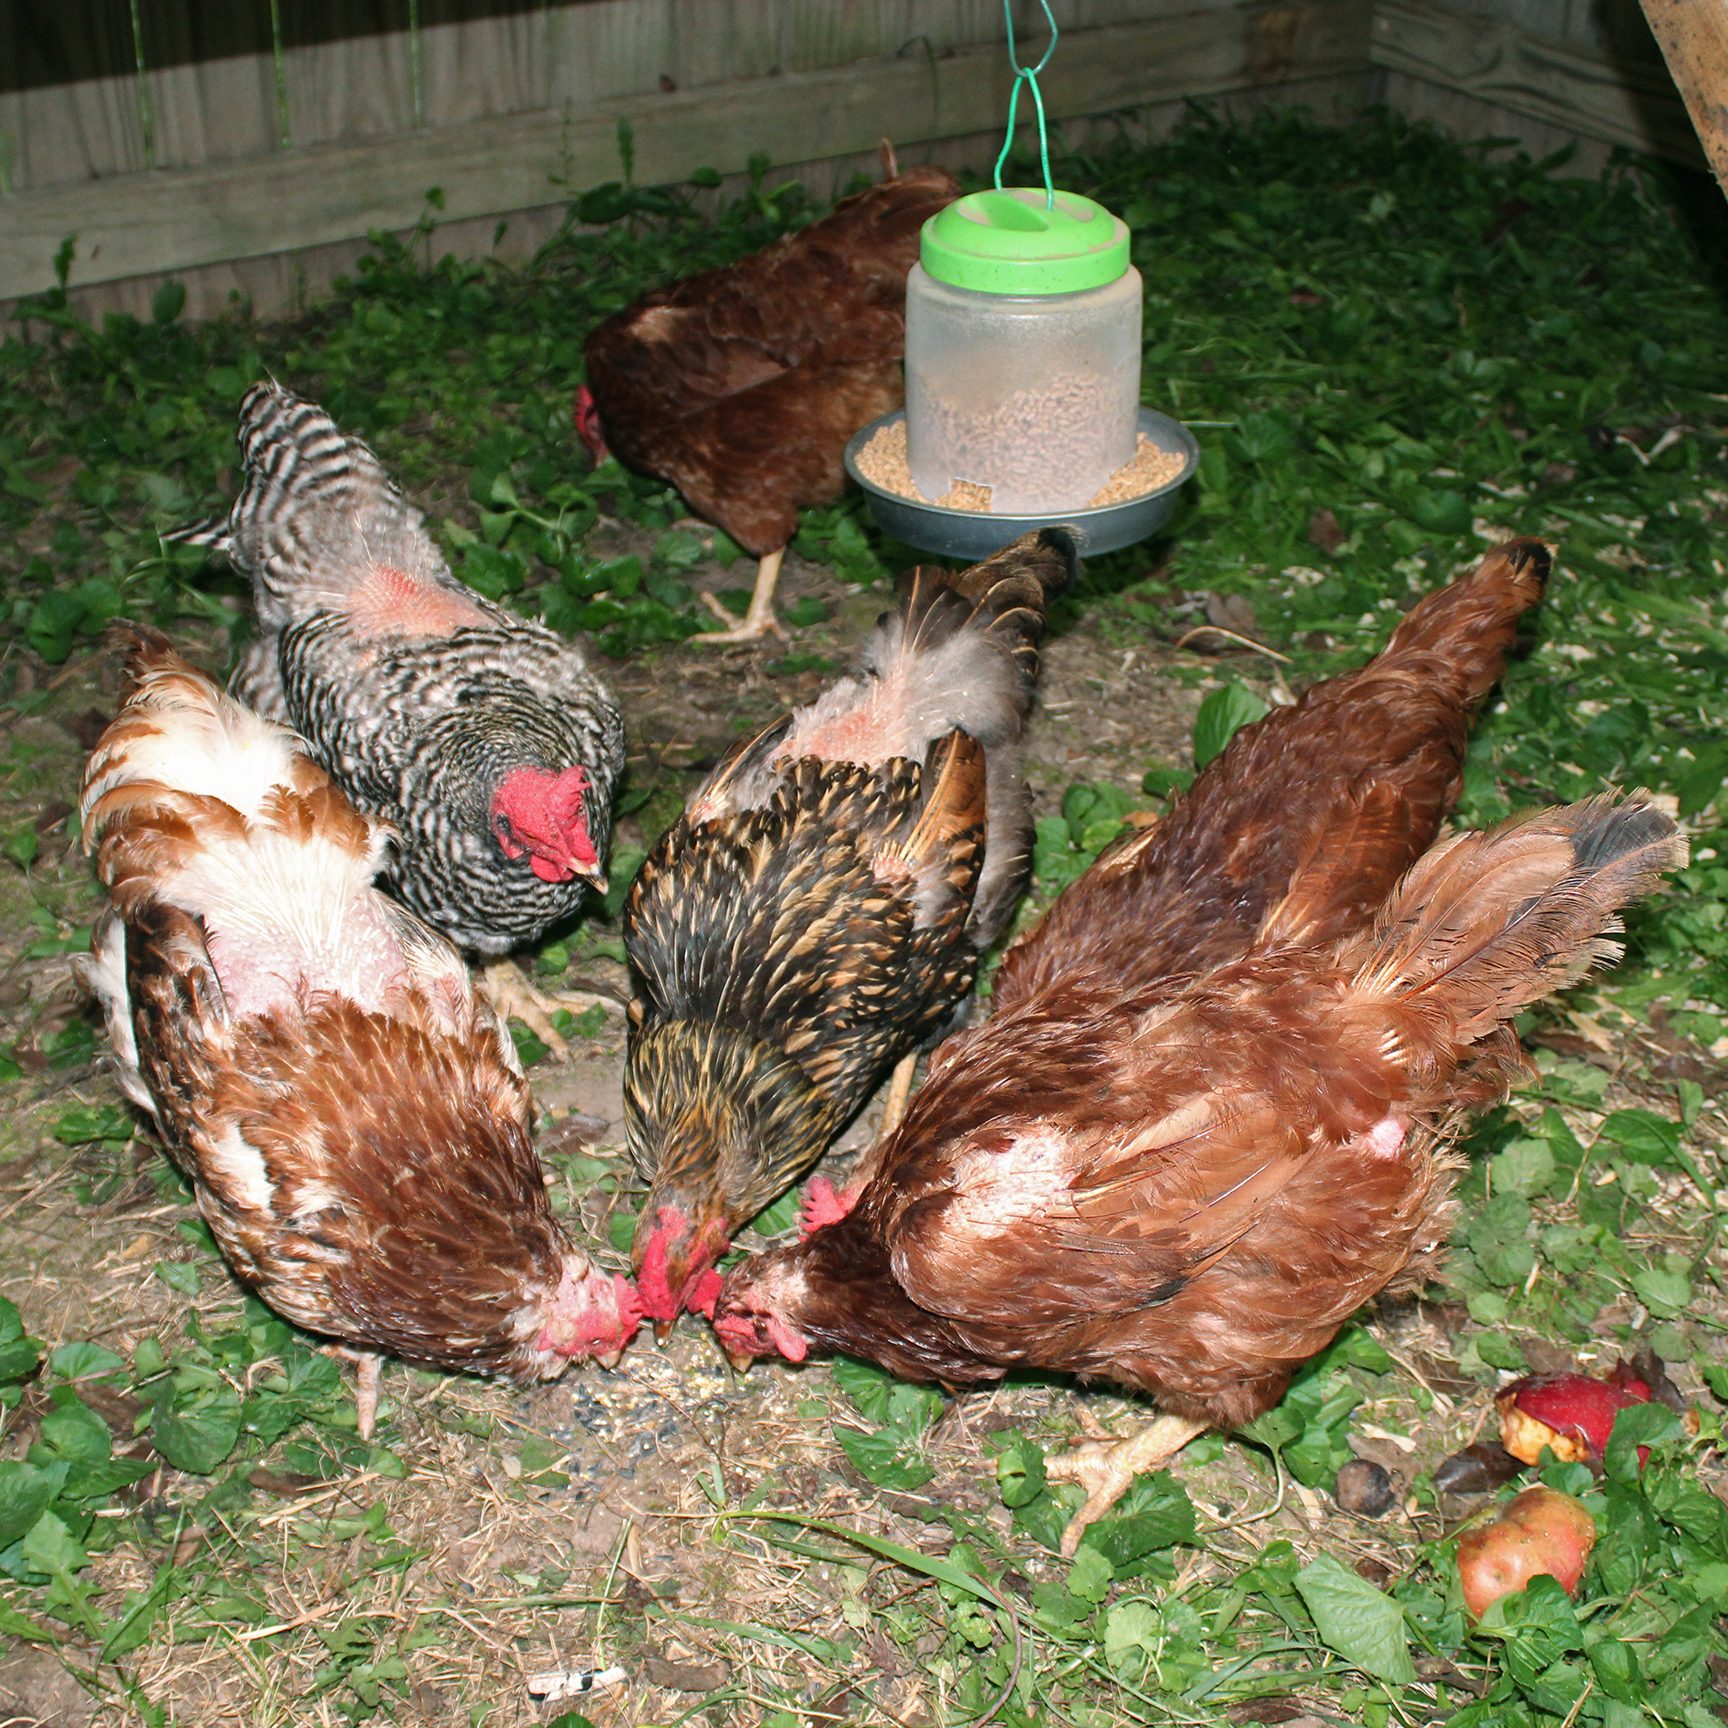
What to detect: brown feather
<box><xmin>583</xmin><ymin>165</ymin><xmax>959</xmax><ymax>554</ymax></box>
<box><xmin>75</xmin><ymin>631</ymin><xmax>627</xmax><ymax>1385</ymax></box>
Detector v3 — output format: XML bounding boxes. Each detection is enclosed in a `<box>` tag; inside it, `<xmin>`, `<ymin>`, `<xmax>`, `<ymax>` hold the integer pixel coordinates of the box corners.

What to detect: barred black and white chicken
<box><xmin>175</xmin><ymin>383</ymin><xmax>627</xmax><ymax>1044</ymax></box>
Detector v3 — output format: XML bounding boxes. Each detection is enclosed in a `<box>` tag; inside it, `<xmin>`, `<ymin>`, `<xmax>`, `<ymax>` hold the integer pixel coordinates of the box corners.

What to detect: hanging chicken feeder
<box><xmin>845</xmin><ymin>191</ymin><xmax>1197</xmax><ymax>560</ymax></box>
<box><xmin>846</xmin><ymin>2</ymin><xmax>1196</xmax><ymax>560</ymax></box>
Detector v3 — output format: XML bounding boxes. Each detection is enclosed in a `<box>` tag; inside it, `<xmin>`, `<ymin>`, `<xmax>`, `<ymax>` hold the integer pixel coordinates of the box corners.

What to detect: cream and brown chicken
<box><xmin>75</xmin><ymin>630</ymin><xmax>639</xmax><ymax>1434</ymax></box>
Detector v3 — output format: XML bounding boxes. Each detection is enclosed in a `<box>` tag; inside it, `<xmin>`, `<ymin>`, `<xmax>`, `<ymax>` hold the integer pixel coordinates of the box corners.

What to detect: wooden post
<box><xmin>1639</xmin><ymin>0</ymin><xmax>1728</xmax><ymax>191</ymax></box>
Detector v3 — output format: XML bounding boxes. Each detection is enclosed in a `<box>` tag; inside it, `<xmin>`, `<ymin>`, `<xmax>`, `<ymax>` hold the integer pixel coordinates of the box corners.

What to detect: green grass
<box><xmin>0</xmin><ymin>106</ymin><xmax>1724</xmax><ymax>1725</ymax></box>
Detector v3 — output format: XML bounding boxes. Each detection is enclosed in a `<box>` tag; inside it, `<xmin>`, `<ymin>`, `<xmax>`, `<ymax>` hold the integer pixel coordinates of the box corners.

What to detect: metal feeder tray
<box><xmin>843</xmin><ymin>406</ymin><xmax>1198</xmax><ymax>562</ymax></box>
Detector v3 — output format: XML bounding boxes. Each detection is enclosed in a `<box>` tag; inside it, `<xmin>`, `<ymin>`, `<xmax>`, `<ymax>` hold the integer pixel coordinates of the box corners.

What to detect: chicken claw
<box><xmin>477</xmin><ymin>960</ymin><xmax>617</xmax><ymax>1057</ymax></box>
<box><xmin>697</xmin><ymin>549</ymin><xmax>789</xmax><ymax>644</ymax></box>
<box><xmin>1046</xmin><ymin>1412</ymin><xmax>1208</xmax><ymax>1557</ymax></box>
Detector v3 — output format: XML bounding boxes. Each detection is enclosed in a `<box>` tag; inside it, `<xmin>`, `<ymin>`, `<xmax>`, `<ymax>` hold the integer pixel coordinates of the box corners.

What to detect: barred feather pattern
<box><xmin>713</xmin><ymin>792</ymin><xmax>1682</xmax><ymax>1426</ymax></box>
<box><xmin>621</xmin><ymin>530</ymin><xmax>1072</xmax><ymax>1315</ymax></box>
<box><xmin>181</xmin><ymin>382</ymin><xmax>625</xmax><ymax>954</ymax></box>
<box><xmin>73</xmin><ymin>629</ymin><xmax>603</xmax><ymax>1381</ymax></box>
<box><xmin>279</xmin><ymin>611</ymin><xmax>625</xmax><ymax>951</ymax></box>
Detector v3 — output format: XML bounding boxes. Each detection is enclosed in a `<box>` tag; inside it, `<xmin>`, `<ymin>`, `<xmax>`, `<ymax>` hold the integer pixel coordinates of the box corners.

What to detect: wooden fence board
<box><xmin>0</xmin><ymin>2</ymin><xmax>1371</xmax><ymax>299</ymax></box>
<box><xmin>422</xmin><ymin>0</ymin><xmax>553</xmax><ymax>125</ymax></box>
<box><xmin>1370</xmin><ymin>0</ymin><xmax>1701</xmax><ymax>164</ymax></box>
<box><xmin>141</xmin><ymin>1</ymin><xmax>280</xmax><ymax>168</ymax></box>
<box><xmin>283</xmin><ymin>0</ymin><xmax>418</xmax><ymax>145</ymax></box>
<box><xmin>0</xmin><ymin>0</ymin><xmax>147</xmax><ymax>190</ymax></box>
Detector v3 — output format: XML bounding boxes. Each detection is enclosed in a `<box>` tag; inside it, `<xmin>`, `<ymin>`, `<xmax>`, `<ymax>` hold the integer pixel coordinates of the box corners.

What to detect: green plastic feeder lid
<box><xmin>920</xmin><ymin>188</ymin><xmax>1130</xmax><ymax>295</ymax></box>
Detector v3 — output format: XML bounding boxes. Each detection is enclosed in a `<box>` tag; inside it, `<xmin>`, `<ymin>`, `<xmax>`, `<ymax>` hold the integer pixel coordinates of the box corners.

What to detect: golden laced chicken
<box><xmin>577</xmin><ymin>159</ymin><xmax>959</xmax><ymax>642</ymax></box>
<box><xmin>709</xmin><ymin>541</ymin><xmax>1685</xmax><ymax>1552</ymax></box>
<box><xmin>175</xmin><ymin>383</ymin><xmax>626</xmax><ymax>1051</ymax></box>
<box><xmin>75</xmin><ymin>631</ymin><xmax>640</xmax><ymax>1435</ymax></box>
<box><xmin>622</xmin><ymin>529</ymin><xmax>1075</xmax><ymax>1332</ymax></box>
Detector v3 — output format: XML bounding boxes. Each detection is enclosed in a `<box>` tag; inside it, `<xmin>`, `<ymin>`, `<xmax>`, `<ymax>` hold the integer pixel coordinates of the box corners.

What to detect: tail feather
<box><xmin>1351</xmin><ymin>792</ymin><xmax>1686</xmax><ymax>1049</ymax></box>
<box><xmin>895</xmin><ymin>527</ymin><xmax>1077</xmax><ymax>692</ymax></box>
<box><xmin>161</xmin><ymin>513</ymin><xmax>232</xmax><ymax>551</ymax></box>
<box><xmin>1379</xmin><ymin>537</ymin><xmax>1550</xmax><ymax>706</ymax></box>
<box><xmin>166</xmin><ymin>382</ymin><xmax>417</xmax><ymax>613</ymax></box>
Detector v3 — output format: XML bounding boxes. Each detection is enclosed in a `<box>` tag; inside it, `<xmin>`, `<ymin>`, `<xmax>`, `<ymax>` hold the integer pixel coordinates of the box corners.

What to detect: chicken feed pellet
<box><xmin>856</xmin><ymin>417</ymin><xmax>1187</xmax><ymax>514</ymax></box>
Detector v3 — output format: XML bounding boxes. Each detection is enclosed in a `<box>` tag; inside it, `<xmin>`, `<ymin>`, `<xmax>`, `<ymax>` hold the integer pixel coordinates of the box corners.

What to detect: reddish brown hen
<box><xmin>75</xmin><ymin>631</ymin><xmax>638</xmax><ymax>1435</ymax></box>
<box><xmin>714</xmin><ymin>793</ymin><xmax>1684</xmax><ymax>1552</ymax></box>
<box><xmin>578</xmin><ymin>161</ymin><xmax>959</xmax><ymax>642</ymax></box>
<box><xmin>778</xmin><ymin>536</ymin><xmax>1551</xmax><ymax>1233</ymax></box>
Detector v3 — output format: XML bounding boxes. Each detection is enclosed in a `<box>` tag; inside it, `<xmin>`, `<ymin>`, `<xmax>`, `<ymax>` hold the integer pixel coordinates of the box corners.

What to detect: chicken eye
<box><xmin>494</xmin><ymin>815</ymin><xmax>516</xmax><ymax>847</ymax></box>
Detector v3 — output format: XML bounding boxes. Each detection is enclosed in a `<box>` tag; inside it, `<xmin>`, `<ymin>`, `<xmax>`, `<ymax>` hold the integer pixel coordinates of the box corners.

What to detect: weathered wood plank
<box><xmin>0</xmin><ymin>1</ymin><xmax>1371</xmax><ymax>299</ymax></box>
<box><xmin>141</xmin><ymin>1</ymin><xmax>280</xmax><ymax>168</ymax></box>
<box><xmin>1638</xmin><ymin>0</ymin><xmax>1728</xmax><ymax>189</ymax></box>
<box><xmin>0</xmin><ymin>0</ymin><xmax>147</xmax><ymax>191</ymax></box>
<box><xmin>282</xmin><ymin>0</ymin><xmax>416</xmax><ymax>145</ymax></box>
<box><xmin>421</xmin><ymin>0</ymin><xmax>552</xmax><ymax>125</ymax></box>
<box><xmin>1370</xmin><ymin>0</ymin><xmax>1701</xmax><ymax>166</ymax></box>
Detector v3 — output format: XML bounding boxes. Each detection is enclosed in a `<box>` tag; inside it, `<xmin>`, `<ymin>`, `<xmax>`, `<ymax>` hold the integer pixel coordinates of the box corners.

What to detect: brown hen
<box><xmin>75</xmin><ymin>631</ymin><xmax>638</xmax><ymax>1435</ymax></box>
<box><xmin>714</xmin><ymin>794</ymin><xmax>1684</xmax><ymax>1551</ymax></box>
<box><xmin>577</xmin><ymin>161</ymin><xmax>959</xmax><ymax>641</ymax></box>
<box><xmin>623</xmin><ymin>529</ymin><xmax>1075</xmax><ymax>1329</ymax></box>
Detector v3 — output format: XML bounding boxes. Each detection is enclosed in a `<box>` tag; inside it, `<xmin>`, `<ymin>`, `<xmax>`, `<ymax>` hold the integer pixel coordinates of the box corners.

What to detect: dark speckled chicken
<box><xmin>622</xmin><ymin>528</ymin><xmax>1076</xmax><ymax>1328</ymax></box>
<box><xmin>174</xmin><ymin>383</ymin><xmax>626</xmax><ymax>1047</ymax></box>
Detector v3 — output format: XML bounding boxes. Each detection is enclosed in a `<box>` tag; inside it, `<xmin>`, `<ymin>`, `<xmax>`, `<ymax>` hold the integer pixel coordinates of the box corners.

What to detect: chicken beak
<box><xmin>723</xmin><ymin>1346</ymin><xmax>756</xmax><ymax>1374</ymax></box>
<box><xmin>576</xmin><ymin>863</ymin><xmax>610</xmax><ymax>896</ymax></box>
<box><xmin>593</xmin><ymin>1346</ymin><xmax>624</xmax><ymax>1370</ymax></box>
<box><xmin>653</xmin><ymin>1319</ymin><xmax>676</xmax><ymax>1347</ymax></box>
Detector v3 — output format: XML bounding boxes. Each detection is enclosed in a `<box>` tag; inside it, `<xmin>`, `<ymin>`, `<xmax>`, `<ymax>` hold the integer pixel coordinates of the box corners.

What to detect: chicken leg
<box><xmin>477</xmin><ymin>959</ymin><xmax>619</xmax><ymax>1058</ymax></box>
<box><xmin>699</xmin><ymin>548</ymin><xmax>789</xmax><ymax>644</ymax></box>
<box><xmin>1046</xmin><ymin>1411</ymin><xmax>1208</xmax><ymax>1557</ymax></box>
<box><xmin>324</xmin><ymin>1345</ymin><xmax>384</xmax><ymax>1440</ymax></box>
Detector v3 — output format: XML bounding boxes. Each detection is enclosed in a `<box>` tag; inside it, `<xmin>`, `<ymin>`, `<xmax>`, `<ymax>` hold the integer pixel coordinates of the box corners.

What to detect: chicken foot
<box><xmin>1046</xmin><ymin>1411</ymin><xmax>1209</xmax><ymax>1557</ymax></box>
<box><xmin>477</xmin><ymin>959</ymin><xmax>621</xmax><ymax>1058</ymax></box>
<box><xmin>698</xmin><ymin>548</ymin><xmax>789</xmax><ymax>644</ymax></box>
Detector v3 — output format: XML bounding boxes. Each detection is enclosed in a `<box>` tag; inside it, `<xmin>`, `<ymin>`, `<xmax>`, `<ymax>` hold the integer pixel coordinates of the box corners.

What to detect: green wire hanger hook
<box><xmin>992</xmin><ymin>0</ymin><xmax>1060</xmax><ymax>209</ymax></box>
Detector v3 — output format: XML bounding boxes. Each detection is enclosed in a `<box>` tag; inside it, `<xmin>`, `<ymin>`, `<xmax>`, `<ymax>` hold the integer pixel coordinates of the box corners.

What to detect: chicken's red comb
<box><xmin>574</xmin><ymin>386</ymin><xmax>608</xmax><ymax>462</ymax></box>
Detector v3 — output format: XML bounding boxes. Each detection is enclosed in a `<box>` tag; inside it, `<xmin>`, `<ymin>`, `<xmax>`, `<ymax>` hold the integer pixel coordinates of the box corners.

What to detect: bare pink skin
<box><xmin>574</xmin><ymin>387</ymin><xmax>610</xmax><ymax>464</ymax></box>
<box><xmin>799</xmin><ymin>1177</ymin><xmax>862</xmax><ymax>1238</ymax></box>
<box><xmin>537</xmin><ymin>1261</ymin><xmax>643</xmax><ymax>1365</ymax></box>
<box><xmin>492</xmin><ymin>765</ymin><xmax>601</xmax><ymax>885</ymax></box>
<box><xmin>712</xmin><ymin>1301</ymin><xmax>809</xmax><ymax>1364</ymax></box>
<box><xmin>636</xmin><ymin>1205</ymin><xmax>729</xmax><ymax>1326</ymax></box>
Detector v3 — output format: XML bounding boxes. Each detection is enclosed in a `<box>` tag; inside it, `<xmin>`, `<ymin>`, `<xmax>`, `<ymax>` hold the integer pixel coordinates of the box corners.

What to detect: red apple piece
<box><xmin>1456</xmin><ymin>1485</ymin><xmax>1597</xmax><ymax>1618</ymax></box>
<box><xmin>1496</xmin><ymin>1370</ymin><xmax>1651</xmax><ymax>1466</ymax></box>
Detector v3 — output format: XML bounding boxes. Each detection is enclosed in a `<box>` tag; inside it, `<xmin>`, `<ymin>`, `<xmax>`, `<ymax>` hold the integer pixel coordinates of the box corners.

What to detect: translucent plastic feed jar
<box><xmin>905</xmin><ymin>188</ymin><xmax>1142</xmax><ymax>515</ymax></box>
